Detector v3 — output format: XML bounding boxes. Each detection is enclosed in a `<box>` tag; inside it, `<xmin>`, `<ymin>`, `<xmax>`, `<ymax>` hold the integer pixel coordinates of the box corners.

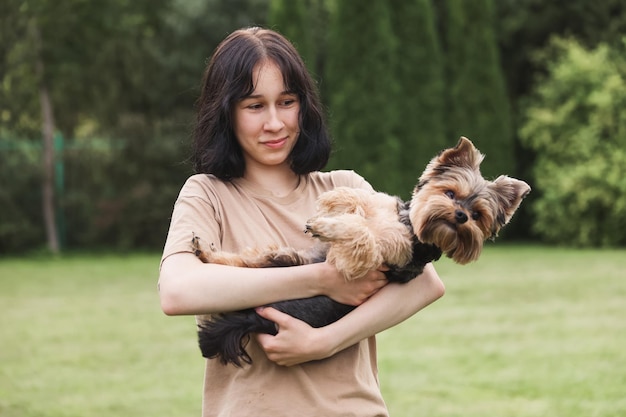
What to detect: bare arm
<box><xmin>321</xmin><ymin>263</ymin><xmax>444</xmax><ymax>353</ymax></box>
<box><xmin>158</xmin><ymin>252</ymin><xmax>388</xmax><ymax>316</ymax></box>
<box><xmin>256</xmin><ymin>263</ymin><xmax>445</xmax><ymax>366</ymax></box>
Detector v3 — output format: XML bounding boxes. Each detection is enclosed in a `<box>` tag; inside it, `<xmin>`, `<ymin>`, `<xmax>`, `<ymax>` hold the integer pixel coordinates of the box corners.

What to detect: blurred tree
<box><xmin>389</xmin><ymin>0</ymin><xmax>446</xmax><ymax>195</ymax></box>
<box><xmin>1</xmin><ymin>0</ymin><xmax>171</xmax><ymax>253</ymax></box>
<box><xmin>494</xmin><ymin>0</ymin><xmax>626</xmax><ymax>239</ymax></box>
<box><xmin>437</xmin><ymin>0</ymin><xmax>514</xmax><ymax>179</ymax></box>
<box><xmin>0</xmin><ymin>137</ymin><xmax>44</xmax><ymax>253</ymax></box>
<box><xmin>519</xmin><ymin>38</ymin><xmax>626</xmax><ymax>246</ymax></box>
<box><xmin>0</xmin><ymin>0</ymin><xmax>40</xmax><ymax>137</ymax></box>
<box><xmin>268</xmin><ymin>0</ymin><xmax>315</xmax><ymax>69</ymax></box>
<box><xmin>32</xmin><ymin>21</ymin><xmax>59</xmax><ymax>252</ymax></box>
<box><xmin>0</xmin><ymin>0</ymin><xmax>270</xmax><ymax>139</ymax></box>
<box><xmin>0</xmin><ymin>0</ymin><xmax>270</xmax><ymax>253</ymax></box>
<box><xmin>325</xmin><ymin>0</ymin><xmax>402</xmax><ymax>195</ymax></box>
<box><xmin>497</xmin><ymin>0</ymin><xmax>626</xmax><ymax>107</ymax></box>
<box><xmin>1</xmin><ymin>0</ymin><xmax>171</xmax><ymax>138</ymax></box>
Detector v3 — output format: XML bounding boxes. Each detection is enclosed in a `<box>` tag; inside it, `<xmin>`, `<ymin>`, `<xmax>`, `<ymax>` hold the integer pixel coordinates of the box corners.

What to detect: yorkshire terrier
<box><xmin>192</xmin><ymin>137</ymin><xmax>530</xmax><ymax>366</ymax></box>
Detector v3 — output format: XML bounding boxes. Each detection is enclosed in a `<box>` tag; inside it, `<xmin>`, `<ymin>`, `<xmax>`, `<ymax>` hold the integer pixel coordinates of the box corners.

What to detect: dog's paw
<box><xmin>191</xmin><ymin>233</ymin><xmax>203</xmax><ymax>257</ymax></box>
<box><xmin>264</xmin><ymin>247</ymin><xmax>306</xmax><ymax>267</ymax></box>
<box><xmin>191</xmin><ymin>233</ymin><xmax>217</xmax><ymax>263</ymax></box>
<box><xmin>305</xmin><ymin>216</ymin><xmax>342</xmax><ymax>241</ymax></box>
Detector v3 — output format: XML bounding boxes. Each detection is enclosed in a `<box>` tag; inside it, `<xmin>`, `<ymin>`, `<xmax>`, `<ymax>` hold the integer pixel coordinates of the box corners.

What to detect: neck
<box><xmin>243</xmin><ymin>164</ymin><xmax>300</xmax><ymax>198</ymax></box>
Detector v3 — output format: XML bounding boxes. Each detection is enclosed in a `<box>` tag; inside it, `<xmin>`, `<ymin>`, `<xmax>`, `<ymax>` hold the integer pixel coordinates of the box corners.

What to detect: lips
<box><xmin>263</xmin><ymin>137</ymin><xmax>288</xmax><ymax>149</ymax></box>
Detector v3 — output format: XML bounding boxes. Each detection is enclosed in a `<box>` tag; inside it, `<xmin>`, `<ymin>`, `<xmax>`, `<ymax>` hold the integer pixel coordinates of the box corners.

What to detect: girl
<box><xmin>158</xmin><ymin>27</ymin><xmax>445</xmax><ymax>417</ymax></box>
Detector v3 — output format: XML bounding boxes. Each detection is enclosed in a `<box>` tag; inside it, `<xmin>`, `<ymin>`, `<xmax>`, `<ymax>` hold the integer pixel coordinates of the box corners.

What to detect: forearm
<box><xmin>159</xmin><ymin>253</ymin><xmax>328</xmax><ymax>316</ymax></box>
<box><xmin>320</xmin><ymin>264</ymin><xmax>445</xmax><ymax>356</ymax></box>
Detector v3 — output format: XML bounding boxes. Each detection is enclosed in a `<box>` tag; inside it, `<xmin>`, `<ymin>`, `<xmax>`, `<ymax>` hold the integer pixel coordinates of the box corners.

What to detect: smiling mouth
<box><xmin>263</xmin><ymin>138</ymin><xmax>288</xmax><ymax>148</ymax></box>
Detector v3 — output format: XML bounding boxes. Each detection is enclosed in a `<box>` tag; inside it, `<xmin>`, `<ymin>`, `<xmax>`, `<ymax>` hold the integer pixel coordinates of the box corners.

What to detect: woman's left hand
<box><xmin>254</xmin><ymin>306</ymin><xmax>331</xmax><ymax>366</ymax></box>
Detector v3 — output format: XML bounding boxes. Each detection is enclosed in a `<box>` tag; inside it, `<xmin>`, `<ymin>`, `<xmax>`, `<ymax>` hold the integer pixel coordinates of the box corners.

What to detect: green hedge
<box><xmin>520</xmin><ymin>38</ymin><xmax>626</xmax><ymax>246</ymax></box>
<box><xmin>0</xmin><ymin>135</ymin><xmax>191</xmax><ymax>254</ymax></box>
<box><xmin>0</xmin><ymin>139</ymin><xmax>44</xmax><ymax>253</ymax></box>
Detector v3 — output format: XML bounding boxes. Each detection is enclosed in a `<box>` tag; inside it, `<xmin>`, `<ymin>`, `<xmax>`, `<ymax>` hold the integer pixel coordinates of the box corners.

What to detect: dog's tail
<box><xmin>198</xmin><ymin>309</ymin><xmax>276</xmax><ymax>367</ymax></box>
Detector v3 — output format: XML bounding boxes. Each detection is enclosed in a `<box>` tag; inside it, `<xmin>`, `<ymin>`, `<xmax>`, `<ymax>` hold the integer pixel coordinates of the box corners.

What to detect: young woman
<box><xmin>158</xmin><ymin>27</ymin><xmax>445</xmax><ymax>417</ymax></box>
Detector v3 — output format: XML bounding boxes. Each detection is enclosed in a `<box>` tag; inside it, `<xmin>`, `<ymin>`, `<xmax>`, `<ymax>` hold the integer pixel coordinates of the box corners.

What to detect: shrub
<box><xmin>0</xmin><ymin>138</ymin><xmax>45</xmax><ymax>253</ymax></box>
<box><xmin>0</xmin><ymin>134</ymin><xmax>191</xmax><ymax>254</ymax></box>
<box><xmin>520</xmin><ymin>38</ymin><xmax>626</xmax><ymax>246</ymax></box>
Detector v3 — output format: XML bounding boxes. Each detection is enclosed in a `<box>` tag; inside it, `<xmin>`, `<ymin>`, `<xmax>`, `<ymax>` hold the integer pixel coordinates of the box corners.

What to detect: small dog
<box><xmin>192</xmin><ymin>137</ymin><xmax>530</xmax><ymax>366</ymax></box>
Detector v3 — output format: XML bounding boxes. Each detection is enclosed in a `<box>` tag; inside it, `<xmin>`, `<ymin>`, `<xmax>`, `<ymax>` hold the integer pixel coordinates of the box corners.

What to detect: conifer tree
<box><xmin>439</xmin><ymin>0</ymin><xmax>514</xmax><ymax>178</ymax></box>
<box><xmin>268</xmin><ymin>0</ymin><xmax>315</xmax><ymax>71</ymax></box>
<box><xmin>389</xmin><ymin>0</ymin><xmax>447</xmax><ymax>196</ymax></box>
<box><xmin>325</xmin><ymin>0</ymin><xmax>401</xmax><ymax>194</ymax></box>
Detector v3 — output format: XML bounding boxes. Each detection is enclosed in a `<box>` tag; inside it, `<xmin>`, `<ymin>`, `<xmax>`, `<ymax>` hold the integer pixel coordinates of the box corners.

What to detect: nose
<box><xmin>264</xmin><ymin>107</ymin><xmax>284</xmax><ymax>131</ymax></box>
<box><xmin>454</xmin><ymin>210</ymin><xmax>468</xmax><ymax>224</ymax></box>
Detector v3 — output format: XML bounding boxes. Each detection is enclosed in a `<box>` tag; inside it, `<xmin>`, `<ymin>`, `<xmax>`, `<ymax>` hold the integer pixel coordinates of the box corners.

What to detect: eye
<box><xmin>280</xmin><ymin>96</ymin><xmax>298</xmax><ymax>107</ymax></box>
<box><xmin>445</xmin><ymin>190</ymin><xmax>455</xmax><ymax>199</ymax></box>
<box><xmin>471</xmin><ymin>211</ymin><xmax>481</xmax><ymax>220</ymax></box>
<box><xmin>240</xmin><ymin>100</ymin><xmax>263</xmax><ymax>110</ymax></box>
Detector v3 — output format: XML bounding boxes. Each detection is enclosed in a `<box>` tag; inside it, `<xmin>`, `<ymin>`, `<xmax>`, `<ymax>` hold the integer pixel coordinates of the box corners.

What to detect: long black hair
<box><xmin>192</xmin><ymin>27</ymin><xmax>332</xmax><ymax>179</ymax></box>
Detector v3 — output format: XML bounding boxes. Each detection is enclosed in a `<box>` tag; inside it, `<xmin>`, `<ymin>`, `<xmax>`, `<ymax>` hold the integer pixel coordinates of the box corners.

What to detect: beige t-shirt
<box><xmin>161</xmin><ymin>170</ymin><xmax>389</xmax><ymax>417</ymax></box>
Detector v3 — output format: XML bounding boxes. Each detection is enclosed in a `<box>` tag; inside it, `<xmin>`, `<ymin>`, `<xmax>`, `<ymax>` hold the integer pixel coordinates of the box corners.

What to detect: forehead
<box><xmin>249</xmin><ymin>60</ymin><xmax>287</xmax><ymax>93</ymax></box>
<box><xmin>435</xmin><ymin>169</ymin><xmax>489</xmax><ymax>197</ymax></box>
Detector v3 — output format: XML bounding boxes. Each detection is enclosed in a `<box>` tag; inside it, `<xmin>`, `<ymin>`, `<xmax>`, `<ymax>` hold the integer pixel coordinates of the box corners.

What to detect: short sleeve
<box><xmin>160</xmin><ymin>176</ymin><xmax>222</xmax><ymax>267</ymax></box>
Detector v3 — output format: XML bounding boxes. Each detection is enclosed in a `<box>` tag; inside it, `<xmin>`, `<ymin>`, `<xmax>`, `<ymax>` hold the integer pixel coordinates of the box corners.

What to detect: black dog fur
<box><xmin>198</xmin><ymin>202</ymin><xmax>442</xmax><ymax>367</ymax></box>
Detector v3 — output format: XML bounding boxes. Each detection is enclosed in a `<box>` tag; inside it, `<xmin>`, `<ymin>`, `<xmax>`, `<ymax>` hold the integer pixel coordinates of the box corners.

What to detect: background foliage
<box><xmin>1</xmin><ymin>0</ymin><xmax>626</xmax><ymax>253</ymax></box>
<box><xmin>437</xmin><ymin>0</ymin><xmax>514</xmax><ymax>179</ymax></box>
<box><xmin>520</xmin><ymin>38</ymin><xmax>626</xmax><ymax>246</ymax></box>
<box><xmin>325</xmin><ymin>0</ymin><xmax>401</xmax><ymax>194</ymax></box>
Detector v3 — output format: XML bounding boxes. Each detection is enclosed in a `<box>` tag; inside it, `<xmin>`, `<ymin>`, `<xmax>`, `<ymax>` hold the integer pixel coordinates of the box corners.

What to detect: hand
<box><xmin>320</xmin><ymin>262</ymin><xmax>389</xmax><ymax>306</ymax></box>
<box><xmin>255</xmin><ymin>306</ymin><xmax>331</xmax><ymax>366</ymax></box>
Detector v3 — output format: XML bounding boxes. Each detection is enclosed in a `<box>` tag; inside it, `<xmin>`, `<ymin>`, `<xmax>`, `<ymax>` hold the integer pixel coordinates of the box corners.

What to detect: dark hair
<box><xmin>192</xmin><ymin>27</ymin><xmax>331</xmax><ymax>179</ymax></box>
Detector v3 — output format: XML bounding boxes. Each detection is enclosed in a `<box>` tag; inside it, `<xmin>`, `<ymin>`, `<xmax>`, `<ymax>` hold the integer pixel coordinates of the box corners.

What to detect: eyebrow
<box><xmin>243</xmin><ymin>90</ymin><xmax>296</xmax><ymax>99</ymax></box>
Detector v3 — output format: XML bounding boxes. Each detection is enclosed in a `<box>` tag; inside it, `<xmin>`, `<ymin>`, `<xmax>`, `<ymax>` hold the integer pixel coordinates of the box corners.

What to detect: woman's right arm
<box><xmin>158</xmin><ymin>253</ymin><xmax>387</xmax><ymax>316</ymax></box>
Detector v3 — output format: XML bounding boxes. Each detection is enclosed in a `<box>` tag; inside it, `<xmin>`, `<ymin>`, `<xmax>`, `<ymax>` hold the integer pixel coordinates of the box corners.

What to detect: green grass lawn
<box><xmin>379</xmin><ymin>245</ymin><xmax>626</xmax><ymax>417</ymax></box>
<box><xmin>1</xmin><ymin>246</ymin><xmax>625</xmax><ymax>417</ymax></box>
<box><xmin>0</xmin><ymin>253</ymin><xmax>203</xmax><ymax>417</ymax></box>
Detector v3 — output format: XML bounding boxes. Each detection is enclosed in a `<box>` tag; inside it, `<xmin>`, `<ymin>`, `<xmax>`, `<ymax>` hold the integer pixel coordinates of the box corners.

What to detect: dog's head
<box><xmin>409</xmin><ymin>137</ymin><xmax>531</xmax><ymax>264</ymax></box>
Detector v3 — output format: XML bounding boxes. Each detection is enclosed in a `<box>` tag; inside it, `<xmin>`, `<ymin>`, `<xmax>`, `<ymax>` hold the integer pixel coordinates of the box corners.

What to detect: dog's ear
<box><xmin>489</xmin><ymin>176</ymin><xmax>531</xmax><ymax>228</ymax></box>
<box><xmin>417</xmin><ymin>136</ymin><xmax>484</xmax><ymax>188</ymax></box>
<box><xmin>437</xmin><ymin>136</ymin><xmax>484</xmax><ymax>171</ymax></box>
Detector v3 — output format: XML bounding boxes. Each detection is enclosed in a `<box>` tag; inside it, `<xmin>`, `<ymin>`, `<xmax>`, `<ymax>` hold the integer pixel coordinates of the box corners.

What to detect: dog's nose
<box><xmin>455</xmin><ymin>210</ymin><xmax>468</xmax><ymax>224</ymax></box>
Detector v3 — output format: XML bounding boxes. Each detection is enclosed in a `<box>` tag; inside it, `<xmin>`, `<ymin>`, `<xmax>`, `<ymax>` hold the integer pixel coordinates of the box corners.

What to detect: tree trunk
<box><xmin>32</xmin><ymin>21</ymin><xmax>60</xmax><ymax>254</ymax></box>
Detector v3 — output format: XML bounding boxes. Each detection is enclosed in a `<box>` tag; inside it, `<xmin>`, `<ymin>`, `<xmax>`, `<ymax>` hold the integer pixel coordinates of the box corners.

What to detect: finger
<box><xmin>255</xmin><ymin>306</ymin><xmax>290</xmax><ymax>326</ymax></box>
<box><xmin>255</xmin><ymin>332</ymin><xmax>273</xmax><ymax>347</ymax></box>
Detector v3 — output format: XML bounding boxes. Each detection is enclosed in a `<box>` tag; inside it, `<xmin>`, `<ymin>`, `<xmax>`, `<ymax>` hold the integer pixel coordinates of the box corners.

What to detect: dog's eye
<box><xmin>445</xmin><ymin>190</ymin><xmax>455</xmax><ymax>199</ymax></box>
<box><xmin>471</xmin><ymin>211</ymin><xmax>481</xmax><ymax>220</ymax></box>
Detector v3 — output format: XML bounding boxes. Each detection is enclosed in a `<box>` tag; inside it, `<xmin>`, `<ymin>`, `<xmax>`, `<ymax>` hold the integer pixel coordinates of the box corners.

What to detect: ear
<box><xmin>489</xmin><ymin>176</ymin><xmax>531</xmax><ymax>226</ymax></box>
<box><xmin>417</xmin><ymin>136</ymin><xmax>484</xmax><ymax>188</ymax></box>
<box><xmin>436</xmin><ymin>136</ymin><xmax>484</xmax><ymax>171</ymax></box>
